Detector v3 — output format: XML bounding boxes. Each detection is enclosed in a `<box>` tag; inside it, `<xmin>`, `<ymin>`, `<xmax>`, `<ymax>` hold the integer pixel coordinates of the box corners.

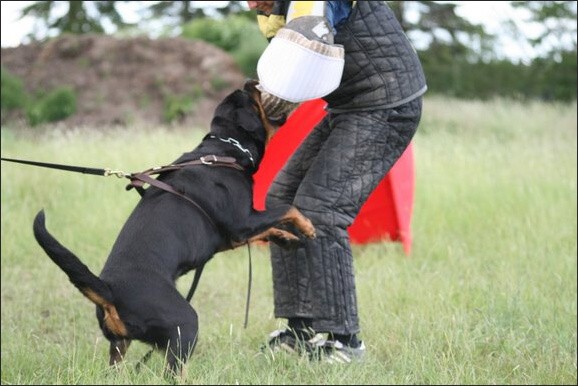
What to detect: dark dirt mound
<box><xmin>0</xmin><ymin>34</ymin><xmax>246</xmax><ymax>129</ymax></box>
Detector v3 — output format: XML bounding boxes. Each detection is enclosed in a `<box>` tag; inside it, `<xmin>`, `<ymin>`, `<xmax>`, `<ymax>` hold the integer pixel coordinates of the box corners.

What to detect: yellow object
<box><xmin>257</xmin><ymin>14</ymin><xmax>286</xmax><ymax>39</ymax></box>
<box><xmin>287</xmin><ymin>1</ymin><xmax>325</xmax><ymax>22</ymax></box>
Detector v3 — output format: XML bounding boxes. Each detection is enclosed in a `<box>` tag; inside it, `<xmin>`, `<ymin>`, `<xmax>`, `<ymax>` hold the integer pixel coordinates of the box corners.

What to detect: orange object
<box><xmin>253</xmin><ymin>99</ymin><xmax>414</xmax><ymax>255</ymax></box>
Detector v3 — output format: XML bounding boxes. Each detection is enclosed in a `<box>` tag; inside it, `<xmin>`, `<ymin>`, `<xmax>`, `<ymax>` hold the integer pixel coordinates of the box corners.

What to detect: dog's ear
<box><xmin>212</xmin><ymin>90</ymin><xmax>242</xmax><ymax>120</ymax></box>
<box><xmin>234</xmin><ymin>106</ymin><xmax>267</xmax><ymax>143</ymax></box>
<box><xmin>211</xmin><ymin>89</ymin><xmax>267</xmax><ymax>144</ymax></box>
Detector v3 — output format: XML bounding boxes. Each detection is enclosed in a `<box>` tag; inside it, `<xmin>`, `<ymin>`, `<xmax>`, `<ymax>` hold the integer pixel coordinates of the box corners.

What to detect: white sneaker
<box><xmin>308</xmin><ymin>334</ymin><xmax>366</xmax><ymax>364</ymax></box>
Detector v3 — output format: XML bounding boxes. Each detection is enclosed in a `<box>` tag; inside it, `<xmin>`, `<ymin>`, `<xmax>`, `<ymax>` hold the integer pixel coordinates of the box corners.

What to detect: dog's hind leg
<box><xmin>109</xmin><ymin>338</ymin><xmax>131</xmax><ymax>366</ymax></box>
<box><xmin>164</xmin><ymin>323</ymin><xmax>198</xmax><ymax>379</ymax></box>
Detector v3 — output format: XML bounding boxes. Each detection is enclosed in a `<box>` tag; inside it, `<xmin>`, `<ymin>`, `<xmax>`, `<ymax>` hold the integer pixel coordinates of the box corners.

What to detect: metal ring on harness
<box><xmin>200</xmin><ymin>155</ymin><xmax>218</xmax><ymax>165</ymax></box>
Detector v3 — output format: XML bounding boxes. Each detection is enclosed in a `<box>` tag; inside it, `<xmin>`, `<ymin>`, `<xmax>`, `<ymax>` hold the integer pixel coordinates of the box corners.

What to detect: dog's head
<box><xmin>210</xmin><ymin>80</ymin><xmax>281</xmax><ymax>157</ymax></box>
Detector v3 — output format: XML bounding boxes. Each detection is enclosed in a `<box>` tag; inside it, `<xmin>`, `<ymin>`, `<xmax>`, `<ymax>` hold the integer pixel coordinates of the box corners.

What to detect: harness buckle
<box><xmin>200</xmin><ymin>155</ymin><xmax>218</xmax><ymax>165</ymax></box>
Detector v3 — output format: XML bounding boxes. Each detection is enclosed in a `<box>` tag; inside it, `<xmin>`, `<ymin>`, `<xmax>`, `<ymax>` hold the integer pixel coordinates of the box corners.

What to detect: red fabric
<box><xmin>253</xmin><ymin>99</ymin><xmax>414</xmax><ymax>255</ymax></box>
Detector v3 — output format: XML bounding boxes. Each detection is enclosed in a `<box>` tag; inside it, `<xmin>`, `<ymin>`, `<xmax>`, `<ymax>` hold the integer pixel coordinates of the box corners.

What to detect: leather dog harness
<box><xmin>126</xmin><ymin>154</ymin><xmax>244</xmax><ymax>231</ymax></box>
<box><xmin>126</xmin><ymin>155</ymin><xmax>246</xmax><ymax>303</ymax></box>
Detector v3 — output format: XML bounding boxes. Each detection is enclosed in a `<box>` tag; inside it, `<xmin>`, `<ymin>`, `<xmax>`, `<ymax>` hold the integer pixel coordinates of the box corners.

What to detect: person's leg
<box><xmin>267</xmin><ymin>97</ymin><xmax>423</xmax><ymax>350</ymax></box>
<box><xmin>304</xmin><ymin>98</ymin><xmax>423</xmax><ymax>337</ymax></box>
<box><xmin>266</xmin><ymin>116</ymin><xmax>333</xmax><ymax>340</ymax></box>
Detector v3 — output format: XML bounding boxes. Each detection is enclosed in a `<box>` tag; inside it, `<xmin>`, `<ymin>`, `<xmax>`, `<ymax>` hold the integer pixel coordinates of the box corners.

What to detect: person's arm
<box><xmin>257</xmin><ymin>1</ymin><xmax>347</xmax><ymax>120</ymax></box>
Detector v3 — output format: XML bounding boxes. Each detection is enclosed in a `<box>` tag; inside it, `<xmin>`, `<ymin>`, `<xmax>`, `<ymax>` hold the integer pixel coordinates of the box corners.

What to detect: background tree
<box><xmin>142</xmin><ymin>1</ymin><xmax>250</xmax><ymax>36</ymax></box>
<box><xmin>388</xmin><ymin>1</ymin><xmax>497</xmax><ymax>98</ymax></box>
<box><xmin>11</xmin><ymin>0</ymin><xmax>577</xmax><ymax>101</ymax></box>
<box><xmin>145</xmin><ymin>1</ymin><xmax>205</xmax><ymax>25</ymax></box>
<box><xmin>145</xmin><ymin>0</ymin><xmax>247</xmax><ymax>23</ymax></box>
<box><xmin>509</xmin><ymin>1</ymin><xmax>577</xmax><ymax>101</ymax></box>
<box><xmin>391</xmin><ymin>1</ymin><xmax>495</xmax><ymax>62</ymax></box>
<box><xmin>20</xmin><ymin>1</ymin><xmax>134</xmax><ymax>39</ymax></box>
<box><xmin>511</xmin><ymin>1</ymin><xmax>577</xmax><ymax>61</ymax></box>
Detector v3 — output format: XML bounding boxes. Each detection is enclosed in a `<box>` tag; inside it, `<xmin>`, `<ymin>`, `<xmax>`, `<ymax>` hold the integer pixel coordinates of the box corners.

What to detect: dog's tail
<box><xmin>33</xmin><ymin>210</ymin><xmax>127</xmax><ymax>335</ymax></box>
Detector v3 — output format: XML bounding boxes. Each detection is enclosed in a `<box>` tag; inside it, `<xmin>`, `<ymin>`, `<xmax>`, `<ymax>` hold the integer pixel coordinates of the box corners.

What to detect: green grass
<box><xmin>1</xmin><ymin>96</ymin><xmax>576</xmax><ymax>384</ymax></box>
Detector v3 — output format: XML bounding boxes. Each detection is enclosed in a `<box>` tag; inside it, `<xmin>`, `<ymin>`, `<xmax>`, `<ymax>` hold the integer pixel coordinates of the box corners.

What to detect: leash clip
<box><xmin>104</xmin><ymin>168</ymin><xmax>129</xmax><ymax>178</ymax></box>
<box><xmin>200</xmin><ymin>155</ymin><xmax>218</xmax><ymax>165</ymax></box>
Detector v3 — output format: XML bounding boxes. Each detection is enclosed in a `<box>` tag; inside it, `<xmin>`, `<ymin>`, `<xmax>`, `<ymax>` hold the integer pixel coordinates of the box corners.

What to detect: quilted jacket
<box><xmin>324</xmin><ymin>1</ymin><xmax>428</xmax><ymax>111</ymax></box>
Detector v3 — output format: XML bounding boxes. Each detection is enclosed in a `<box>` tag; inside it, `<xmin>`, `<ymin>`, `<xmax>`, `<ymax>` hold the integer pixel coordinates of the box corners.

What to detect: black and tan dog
<box><xmin>32</xmin><ymin>80</ymin><xmax>315</xmax><ymax>377</ymax></box>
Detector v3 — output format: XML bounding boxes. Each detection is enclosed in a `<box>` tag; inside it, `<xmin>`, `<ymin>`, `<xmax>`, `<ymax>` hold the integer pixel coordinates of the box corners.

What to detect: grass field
<box><xmin>1</xmin><ymin>96</ymin><xmax>576</xmax><ymax>385</ymax></box>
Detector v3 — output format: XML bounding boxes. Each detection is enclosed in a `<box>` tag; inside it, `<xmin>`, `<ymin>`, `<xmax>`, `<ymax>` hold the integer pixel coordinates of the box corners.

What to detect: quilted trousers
<box><xmin>265</xmin><ymin>97</ymin><xmax>423</xmax><ymax>335</ymax></box>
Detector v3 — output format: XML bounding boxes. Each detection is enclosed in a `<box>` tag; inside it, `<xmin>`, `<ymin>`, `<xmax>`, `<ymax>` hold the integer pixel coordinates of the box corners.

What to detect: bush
<box><xmin>163</xmin><ymin>85</ymin><xmax>203</xmax><ymax>124</ymax></box>
<box><xmin>163</xmin><ymin>94</ymin><xmax>194</xmax><ymax>124</ymax></box>
<box><xmin>230</xmin><ymin>23</ymin><xmax>268</xmax><ymax>78</ymax></box>
<box><xmin>1</xmin><ymin>66</ymin><xmax>27</xmax><ymax>111</ymax></box>
<box><xmin>419</xmin><ymin>45</ymin><xmax>577</xmax><ymax>102</ymax></box>
<box><xmin>2</xmin><ymin>67</ymin><xmax>78</xmax><ymax>126</ymax></box>
<box><xmin>181</xmin><ymin>15</ymin><xmax>268</xmax><ymax>78</ymax></box>
<box><xmin>26</xmin><ymin>87</ymin><xmax>77</xmax><ymax>126</ymax></box>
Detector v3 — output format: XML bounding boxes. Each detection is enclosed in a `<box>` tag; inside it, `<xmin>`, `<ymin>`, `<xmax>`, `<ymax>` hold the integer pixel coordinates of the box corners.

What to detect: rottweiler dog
<box><xmin>32</xmin><ymin>80</ymin><xmax>316</xmax><ymax>377</ymax></box>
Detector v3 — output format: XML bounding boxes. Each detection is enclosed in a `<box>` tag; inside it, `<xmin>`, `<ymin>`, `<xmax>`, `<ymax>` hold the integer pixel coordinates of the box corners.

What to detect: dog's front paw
<box><xmin>285</xmin><ymin>207</ymin><xmax>316</xmax><ymax>239</ymax></box>
<box><xmin>301</xmin><ymin>218</ymin><xmax>316</xmax><ymax>239</ymax></box>
<box><xmin>269</xmin><ymin>236</ymin><xmax>302</xmax><ymax>249</ymax></box>
<box><xmin>246</xmin><ymin>226</ymin><xmax>302</xmax><ymax>248</ymax></box>
<box><xmin>268</xmin><ymin>227</ymin><xmax>301</xmax><ymax>248</ymax></box>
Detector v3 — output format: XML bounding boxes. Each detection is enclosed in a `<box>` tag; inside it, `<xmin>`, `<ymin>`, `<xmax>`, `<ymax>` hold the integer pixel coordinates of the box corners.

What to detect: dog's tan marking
<box><xmin>82</xmin><ymin>288</ymin><xmax>128</xmax><ymax>336</ymax></box>
<box><xmin>282</xmin><ymin>207</ymin><xmax>317</xmax><ymax>239</ymax></box>
<box><xmin>248</xmin><ymin>227</ymin><xmax>300</xmax><ymax>244</ymax></box>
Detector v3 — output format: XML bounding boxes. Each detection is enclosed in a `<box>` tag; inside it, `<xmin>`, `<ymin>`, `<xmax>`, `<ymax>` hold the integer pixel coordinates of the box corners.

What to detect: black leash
<box><xmin>244</xmin><ymin>242</ymin><xmax>253</xmax><ymax>329</ymax></box>
<box><xmin>185</xmin><ymin>243</ymin><xmax>252</xmax><ymax>329</ymax></box>
<box><xmin>185</xmin><ymin>263</ymin><xmax>205</xmax><ymax>302</ymax></box>
<box><xmin>0</xmin><ymin>157</ymin><xmax>127</xmax><ymax>177</ymax></box>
